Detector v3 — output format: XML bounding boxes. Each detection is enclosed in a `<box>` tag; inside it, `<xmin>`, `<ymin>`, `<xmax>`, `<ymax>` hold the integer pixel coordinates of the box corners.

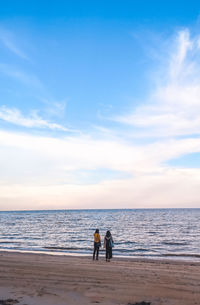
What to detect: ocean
<box><xmin>0</xmin><ymin>209</ymin><xmax>199</xmax><ymax>260</ymax></box>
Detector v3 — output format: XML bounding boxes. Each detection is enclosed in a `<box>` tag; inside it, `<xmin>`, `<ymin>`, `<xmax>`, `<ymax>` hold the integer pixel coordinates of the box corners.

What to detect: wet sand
<box><xmin>0</xmin><ymin>251</ymin><xmax>200</xmax><ymax>305</ymax></box>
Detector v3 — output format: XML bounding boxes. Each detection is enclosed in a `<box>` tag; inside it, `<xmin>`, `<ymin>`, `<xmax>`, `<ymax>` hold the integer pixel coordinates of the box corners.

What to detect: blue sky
<box><xmin>0</xmin><ymin>1</ymin><xmax>200</xmax><ymax>210</ymax></box>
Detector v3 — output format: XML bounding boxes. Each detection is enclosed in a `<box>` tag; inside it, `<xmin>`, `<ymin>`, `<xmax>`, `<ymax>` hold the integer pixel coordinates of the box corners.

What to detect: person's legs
<box><xmin>106</xmin><ymin>246</ymin><xmax>110</xmax><ymax>261</ymax></box>
<box><xmin>106</xmin><ymin>247</ymin><xmax>108</xmax><ymax>261</ymax></box>
<box><xmin>108</xmin><ymin>247</ymin><xmax>110</xmax><ymax>261</ymax></box>
<box><xmin>93</xmin><ymin>248</ymin><xmax>96</xmax><ymax>260</ymax></box>
<box><xmin>110</xmin><ymin>247</ymin><xmax>112</xmax><ymax>259</ymax></box>
<box><xmin>96</xmin><ymin>246</ymin><xmax>99</xmax><ymax>260</ymax></box>
<box><xmin>93</xmin><ymin>243</ymin><xmax>97</xmax><ymax>260</ymax></box>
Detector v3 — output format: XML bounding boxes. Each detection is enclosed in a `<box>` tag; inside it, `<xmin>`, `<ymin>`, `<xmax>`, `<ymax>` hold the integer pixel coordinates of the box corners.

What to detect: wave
<box><xmin>0</xmin><ymin>241</ymin><xmax>21</xmax><ymax>244</ymax></box>
<box><xmin>115</xmin><ymin>241</ymin><xmax>136</xmax><ymax>245</ymax></box>
<box><xmin>44</xmin><ymin>247</ymin><xmax>151</xmax><ymax>254</ymax></box>
<box><xmin>0</xmin><ymin>241</ymin><xmax>16</xmax><ymax>244</ymax></box>
<box><xmin>44</xmin><ymin>246</ymin><xmax>91</xmax><ymax>251</ymax></box>
<box><xmin>162</xmin><ymin>241</ymin><xmax>189</xmax><ymax>246</ymax></box>
<box><xmin>148</xmin><ymin>231</ymin><xmax>157</xmax><ymax>234</ymax></box>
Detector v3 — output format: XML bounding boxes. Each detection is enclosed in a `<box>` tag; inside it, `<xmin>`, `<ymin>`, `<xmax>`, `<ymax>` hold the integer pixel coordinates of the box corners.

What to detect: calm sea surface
<box><xmin>0</xmin><ymin>209</ymin><xmax>200</xmax><ymax>260</ymax></box>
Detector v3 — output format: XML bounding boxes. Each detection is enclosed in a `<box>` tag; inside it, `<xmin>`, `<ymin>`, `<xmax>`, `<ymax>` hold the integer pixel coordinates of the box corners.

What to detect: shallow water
<box><xmin>0</xmin><ymin>209</ymin><xmax>200</xmax><ymax>260</ymax></box>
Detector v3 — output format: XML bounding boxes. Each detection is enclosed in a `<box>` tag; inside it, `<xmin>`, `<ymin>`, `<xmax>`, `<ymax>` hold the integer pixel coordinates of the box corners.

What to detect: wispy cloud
<box><xmin>112</xmin><ymin>29</ymin><xmax>200</xmax><ymax>138</ymax></box>
<box><xmin>0</xmin><ymin>106</ymin><xmax>71</xmax><ymax>131</ymax></box>
<box><xmin>39</xmin><ymin>97</ymin><xmax>68</xmax><ymax>118</ymax></box>
<box><xmin>0</xmin><ymin>28</ymin><xmax>29</xmax><ymax>60</ymax></box>
<box><xmin>0</xmin><ymin>63</ymin><xmax>43</xmax><ymax>89</ymax></box>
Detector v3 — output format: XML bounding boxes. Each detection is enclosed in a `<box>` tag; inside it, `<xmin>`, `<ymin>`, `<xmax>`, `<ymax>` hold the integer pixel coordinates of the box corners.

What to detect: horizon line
<box><xmin>0</xmin><ymin>207</ymin><xmax>199</xmax><ymax>213</ymax></box>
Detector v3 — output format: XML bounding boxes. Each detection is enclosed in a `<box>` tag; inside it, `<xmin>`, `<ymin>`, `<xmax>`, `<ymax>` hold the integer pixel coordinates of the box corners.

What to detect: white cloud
<box><xmin>0</xmin><ymin>167</ymin><xmax>200</xmax><ymax>210</ymax></box>
<box><xmin>0</xmin><ymin>106</ymin><xmax>69</xmax><ymax>131</ymax></box>
<box><xmin>0</xmin><ymin>128</ymin><xmax>200</xmax><ymax>209</ymax></box>
<box><xmin>112</xmin><ymin>29</ymin><xmax>200</xmax><ymax>138</ymax></box>
<box><xmin>169</xmin><ymin>29</ymin><xmax>193</xmax><ymax>80</ymax></box>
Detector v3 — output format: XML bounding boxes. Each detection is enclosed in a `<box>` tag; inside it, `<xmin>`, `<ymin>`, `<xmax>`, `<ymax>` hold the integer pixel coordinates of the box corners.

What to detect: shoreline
<box><xmin>1</xmin><ymin>249</ymin><xmax>200</xmax><ymax>265</ymax></box>
<box><xmin>0</xmin><ymin>248</ymin><xmax>200</xmax><ymax>264</ymax></box>
<box><xmin>0</xmin><ymin>251</ymin><xmax>200</xmax><ymax>304</ymax></box>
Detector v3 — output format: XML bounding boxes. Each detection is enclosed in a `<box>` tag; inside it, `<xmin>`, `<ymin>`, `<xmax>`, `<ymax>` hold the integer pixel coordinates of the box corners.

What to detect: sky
<box><xmin>0</xmin><ymin>0</ymin><xmax>200</xmax><ymax>210</ymax></box>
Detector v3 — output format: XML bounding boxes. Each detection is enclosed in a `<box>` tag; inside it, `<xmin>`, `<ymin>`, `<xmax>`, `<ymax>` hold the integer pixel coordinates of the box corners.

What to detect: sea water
<box><xmin>0</xmin><ymin>209</ymin><xmax>199</xmax><ymax>260</ymax></box>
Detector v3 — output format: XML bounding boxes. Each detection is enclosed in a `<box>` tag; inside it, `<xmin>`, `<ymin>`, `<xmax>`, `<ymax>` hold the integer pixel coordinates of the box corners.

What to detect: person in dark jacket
<box><xmin>93</xmin><ymin>229</ymin><xmax>101</xmax><ymax>260</ymax></box>
<box><xmin>104</xmin><ymin>230</ymin><xmax>114</xmax><ymax>262</ymax></box>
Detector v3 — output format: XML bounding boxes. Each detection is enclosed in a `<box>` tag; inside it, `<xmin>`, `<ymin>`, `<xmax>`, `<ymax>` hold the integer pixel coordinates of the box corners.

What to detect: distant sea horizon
<box><xmin>1</xmin><ymin>207</ymin><xmax>200</xmax><ymax>212</ymax></box>
<box><xmin>0</xmin><ymin>208</ymin><xmax>199</xmax><ymax>261</ymax></box>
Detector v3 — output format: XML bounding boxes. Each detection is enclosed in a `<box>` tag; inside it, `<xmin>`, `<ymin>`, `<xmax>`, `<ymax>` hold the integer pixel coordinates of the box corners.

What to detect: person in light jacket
<box><xmin>104</xmin><ymin>230</ymin><xmax>114</xmax><ymax>262</ymax></box>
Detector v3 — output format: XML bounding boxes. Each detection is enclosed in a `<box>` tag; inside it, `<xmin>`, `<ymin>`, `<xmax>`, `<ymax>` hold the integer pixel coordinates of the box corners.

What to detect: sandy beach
<box><xmin>0</xmin><ymin>252</ymin><xmax>199</xmax><ymax>305</ymax></box>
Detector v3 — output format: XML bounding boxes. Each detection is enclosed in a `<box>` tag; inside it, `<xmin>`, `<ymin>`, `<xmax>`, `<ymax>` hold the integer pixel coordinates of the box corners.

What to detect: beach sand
<box><xmin>0</xmin><ymin>252</ymin><xmax>200</xmax><ymax>305</ymax></box>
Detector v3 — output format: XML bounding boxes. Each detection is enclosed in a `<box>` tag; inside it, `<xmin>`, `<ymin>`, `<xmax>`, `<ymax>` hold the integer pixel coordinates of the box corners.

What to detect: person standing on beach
<box><xmin>93</xmin><ymin>229</ymin><xmax>101</xmax><ymax>260</ymax></box>
<box><xmin>104</xmin><ymin>230</ymin><xmax>114</xmax><ymax>262</ymax></box>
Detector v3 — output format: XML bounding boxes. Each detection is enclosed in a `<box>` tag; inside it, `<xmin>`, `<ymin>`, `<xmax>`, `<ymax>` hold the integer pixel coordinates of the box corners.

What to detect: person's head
<box><xmin>106</xmin><ymin>230</ymin><xmax>111</xmax><ymax>237</ymax></box>
<box><xmin>95</xmin><ymin>229</ymin><xmax>99</xmax><ymax>234</ymax></box>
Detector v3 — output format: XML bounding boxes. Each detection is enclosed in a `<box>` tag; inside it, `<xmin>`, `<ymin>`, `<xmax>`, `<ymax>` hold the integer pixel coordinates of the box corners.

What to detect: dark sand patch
<box><xmin>0</xmin><ymin>300</ymin><xmax>19</xmax><ymax>305</ymax></box>
<box><xmin>128</xmin><ymin>302</ymin><xmax>151</xmax><ymax>305</ymax></box>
